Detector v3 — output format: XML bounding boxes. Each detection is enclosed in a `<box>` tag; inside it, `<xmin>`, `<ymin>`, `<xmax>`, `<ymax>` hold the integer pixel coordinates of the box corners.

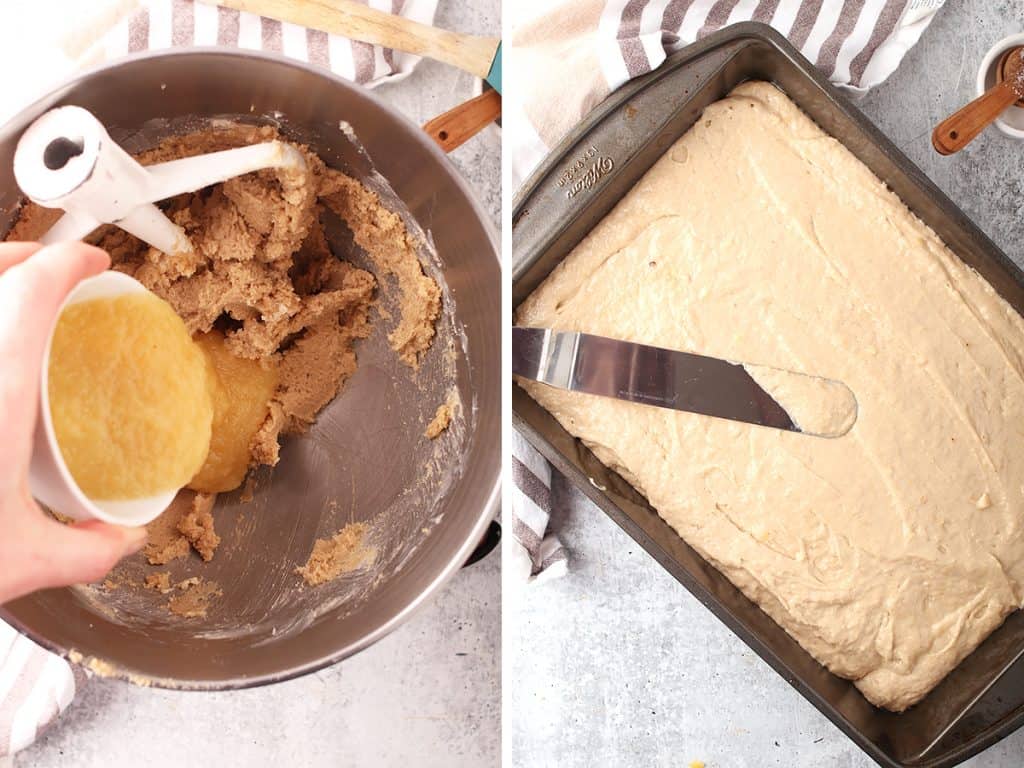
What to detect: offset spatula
<box><xmin>512</xmin><ymin>327</ymin><xmax>857</xmax><ymax>438</ymax></box>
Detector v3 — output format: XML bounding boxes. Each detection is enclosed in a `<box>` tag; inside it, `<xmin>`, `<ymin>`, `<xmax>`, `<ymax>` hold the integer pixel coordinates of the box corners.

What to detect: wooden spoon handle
<box><xmin>423</xmin><ymin>90</ymin><xmax>501</xmax><ymax>153</ymax></box>
<box><xmin>206</xmin><ymin>0</ymin><xmax>499</xmax><ymax>79</ymax></box>
<box><xmin>932</xmin><ymin>82</ymin><xmax>1019</xmax><ymax>155</ymax></box>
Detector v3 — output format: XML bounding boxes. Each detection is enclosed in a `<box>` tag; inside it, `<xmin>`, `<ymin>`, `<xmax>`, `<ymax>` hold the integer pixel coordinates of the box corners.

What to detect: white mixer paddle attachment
<box><xmin>13</xmin><ymin>106</ymin><xmax>307</xmax><ymax>254</ymax></box>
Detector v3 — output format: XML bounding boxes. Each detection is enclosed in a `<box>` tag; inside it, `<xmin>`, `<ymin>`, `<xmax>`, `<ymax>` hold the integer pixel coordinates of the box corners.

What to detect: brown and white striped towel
<box><xmin>0</xmin><ymin>0</ymin><xmax>438</xmax><ymax>126</ymax></box>
<box><xmin>508</xmin><ymin>0</ymin><xmax>946</xmax><ymax>185</ymax></box>
<box><xmin>511</xmin><ymin>432</ymin><xmax>569</xmax><ymax>584</ymax></box>
<box><xmin>0</xmin><ymin>623</ymin><xmax>79</xmax><ymax>757</ymax></box>
<box><xmin>0</xmin><ymin>0</ymin><xmax>438</xmax><ymax>754</ymax></box>
<box><xmin>106</xmin><ymin>0</ymin><xmax>437</xmax><ymax>86</ymax></box>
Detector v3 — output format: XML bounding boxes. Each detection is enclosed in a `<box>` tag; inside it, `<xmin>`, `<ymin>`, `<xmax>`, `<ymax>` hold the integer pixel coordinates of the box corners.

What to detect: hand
<box><xmin>0</xmin><ymin>242</ymin><xmax>147</xmax><ymax>605</ymax></box>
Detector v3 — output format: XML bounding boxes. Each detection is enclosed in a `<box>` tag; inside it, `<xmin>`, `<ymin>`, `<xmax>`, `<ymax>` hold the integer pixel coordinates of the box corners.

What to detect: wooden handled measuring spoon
<box><xmin>933</xmin><ymin>45</ymin><xmax>1024</xmax><ymax>155</ymax></box>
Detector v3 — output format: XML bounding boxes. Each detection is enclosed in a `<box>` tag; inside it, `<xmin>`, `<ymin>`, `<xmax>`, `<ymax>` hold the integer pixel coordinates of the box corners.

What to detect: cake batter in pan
<box><xmin>512</xmin><ymin>22</ymin><xmax>1024</xmax><ymax>768</ymax></box>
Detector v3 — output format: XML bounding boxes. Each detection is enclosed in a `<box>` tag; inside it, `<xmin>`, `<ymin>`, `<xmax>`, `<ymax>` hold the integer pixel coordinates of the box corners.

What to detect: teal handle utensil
<box><xmin>486</xmin><ymin>42</ymin><xmax>502</xmax><ymax>94</ymax></box>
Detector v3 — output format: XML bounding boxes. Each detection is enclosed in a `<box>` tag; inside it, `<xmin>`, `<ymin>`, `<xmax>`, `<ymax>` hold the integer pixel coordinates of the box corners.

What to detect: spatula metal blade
<box><xmin>512</xmin><ymin>327</ymin><xmax>856</xmax><ymax>438</ymax></box>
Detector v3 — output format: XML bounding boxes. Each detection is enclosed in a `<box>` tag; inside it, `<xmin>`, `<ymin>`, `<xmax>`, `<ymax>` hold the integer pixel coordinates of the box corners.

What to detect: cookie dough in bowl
<box><xmin>0</xmin><ymin>50</ymin><xmax>500</xmax><ymax>687</ymax></box>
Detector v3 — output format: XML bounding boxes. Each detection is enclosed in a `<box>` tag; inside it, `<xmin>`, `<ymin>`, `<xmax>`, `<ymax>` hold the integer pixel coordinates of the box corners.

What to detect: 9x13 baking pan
<box><xmin>511</xmin><ymin>22</ymin><xmax>1024</xmax><ymax>768</ymax></box>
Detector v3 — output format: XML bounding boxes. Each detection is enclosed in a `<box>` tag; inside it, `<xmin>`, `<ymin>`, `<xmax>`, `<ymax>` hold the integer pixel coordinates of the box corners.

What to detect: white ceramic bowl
<box><xmin>29</xmin><ymin>270</ymin><xmax>177</xmax><ymax>527</ymax></box>
<box><xmin>976</xmin><ymin>32</ymin><xmax>1024</xmax><ymax>140</ymax></box>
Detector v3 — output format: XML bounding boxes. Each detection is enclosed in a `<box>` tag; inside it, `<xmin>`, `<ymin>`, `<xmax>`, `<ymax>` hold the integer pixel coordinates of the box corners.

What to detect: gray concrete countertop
<box><xmin>12</xmin><ymin>2</ymin><xmax>500</xmax><ymax>767</ymax></box>
<box><xmin>508</xmin><ymin>3</ymin><xmax>1024</xmax><ymax>767</ymax></box>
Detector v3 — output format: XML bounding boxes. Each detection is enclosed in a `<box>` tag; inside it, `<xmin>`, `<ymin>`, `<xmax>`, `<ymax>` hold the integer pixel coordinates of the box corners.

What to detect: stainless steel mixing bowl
<box><xmin>0</xmin><ymin>49</ymin><xmax>501</xmax><ymax>688</ymax></box>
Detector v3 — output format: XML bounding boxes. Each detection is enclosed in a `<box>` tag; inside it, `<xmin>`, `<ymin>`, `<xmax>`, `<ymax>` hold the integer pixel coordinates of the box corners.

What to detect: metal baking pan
<box><xmin>511</xmin><ymin>22</ymin><xmax>1024</xmax><ymax>768</ymax></box>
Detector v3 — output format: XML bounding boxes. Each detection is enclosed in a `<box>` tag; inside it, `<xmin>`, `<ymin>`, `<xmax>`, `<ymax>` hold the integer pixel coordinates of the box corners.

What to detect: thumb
<box><xmin>22</xmin><ymin>517</ymin><xmax>147</xmax><ymax>593</ymax></box>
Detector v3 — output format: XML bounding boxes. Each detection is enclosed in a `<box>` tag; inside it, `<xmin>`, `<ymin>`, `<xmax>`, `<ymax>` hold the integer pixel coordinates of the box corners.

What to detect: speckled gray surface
<box><xmin>11</xmin><ymin>2</ymin><xmax>500</xmax><ymax>768</ymax></box>
<box><xmin>508</xmin><ymin>3</ymin><xmax>1024</xmax><ymax>768</ymax></box>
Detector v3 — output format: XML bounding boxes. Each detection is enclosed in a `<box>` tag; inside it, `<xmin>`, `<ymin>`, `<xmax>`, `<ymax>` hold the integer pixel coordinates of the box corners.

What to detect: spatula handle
<box><xmin>932</xmin><ymin>82</ymin><xmax>1018</xmax><ymax>155</ymax></box>
<box><xmin>206</xmin><ymin>0</ymin><xmax>499</xmax><ymax>79</ymax></box>
<box><xmin>423</xmin><ymin>90</ymin><xmax>501</xmax><ymax>153</ymax></box>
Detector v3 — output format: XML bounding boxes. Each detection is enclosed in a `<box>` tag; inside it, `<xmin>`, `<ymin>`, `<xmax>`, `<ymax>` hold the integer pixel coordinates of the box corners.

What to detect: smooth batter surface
<box><xmin>517</xmin><ymin>82</ymin><xmax>1024</xmax><ymax>711</ymax></box>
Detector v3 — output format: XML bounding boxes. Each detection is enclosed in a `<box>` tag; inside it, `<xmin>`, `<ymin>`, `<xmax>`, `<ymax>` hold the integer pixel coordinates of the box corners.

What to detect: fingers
<box><xmin>0</xmin><ymin>242</ymin><xmax>110</xmax><ymax>470</ymax></box>
<box><xmin>0</xmin><ymin>242</ymin><xmax>42</xmax><ymax>274</ymax></box>
<box><xmin>2</xmin><ymin>241</ymin><xmax>110</xmax><ymax>308</ymax></box>
<box><xmin>3</xmin><ymin>516</ymin><xmax>147</xmax><ymax>600</ymax></box>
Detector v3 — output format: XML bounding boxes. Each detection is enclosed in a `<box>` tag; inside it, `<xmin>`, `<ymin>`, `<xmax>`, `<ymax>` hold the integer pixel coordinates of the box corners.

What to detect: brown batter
<box><xmin>11</xmin><ymin>124</ymin><xmax>439</xmax><ymax>473</ymax></box>
<box><xmin>144</xmin><ymin>572</ymin><xmax>171</xmax><ymax>593</ymax></box>
<box><xmin>167</xmin><ymin>577</ymin><xmax>222</xmax><ymax>618</ymax></box>
<box><xmin>424</xmin><ymin>390</ymin><xmax>460</xmax><ymax>439</ymax></box>
<box><xmin>142</xmin><ymin>492</ymin><xmax>214</xmax><ymax>565</ymax></box>
<box><xmin>11</xmin><ymin>124</ymin><xmax>442</xmax><ymax>607</ymax></box>
<box><xmin>296</xmin><ymin>522</ymin><xmax>376</xmax><ymax>586</ymax></box>
<box><xmin>177</xmin><ymin>492</ymin><xmax>219</xmax><ymax>562</ymax></box>
<box><xmin>143</xmin><ymin>495</ymin><xmax>193</xmax><ymax>566</ymax></box>
<box><xmin>424</xmin><ymin>404</ymin><xmax>453</xmax><ymax>439</ymax></box>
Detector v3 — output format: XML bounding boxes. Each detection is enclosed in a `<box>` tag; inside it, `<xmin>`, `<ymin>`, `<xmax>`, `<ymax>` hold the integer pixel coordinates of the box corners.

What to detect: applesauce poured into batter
<box><xmin>48</xmin><ymin>294</ymin><xmax>278</xmax><ymax>501</ymax></box>
<box><xmin>188</xmin><ymin>331</ymin><xmax>280</xmax><ymax>493</ymax></box>
<box><xmin>48</xmin><ymin>292</ymin><xmax>213</xmax><ymax>500</ymax></box>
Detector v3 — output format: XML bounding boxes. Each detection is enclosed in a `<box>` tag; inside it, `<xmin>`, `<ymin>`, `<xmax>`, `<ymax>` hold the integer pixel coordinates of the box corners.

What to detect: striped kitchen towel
<box><xmin>0</xmin><ymin>622</ymin><xmax>80</xmax><ymax>757</ymax></box>
<box><xmin>104</xmin><ymin>0</ymin><xmax>438</xmax><ymax>85</ymax></box>
<box><xmin>510</xmin><ymin>431</ymin><xmax>569</xmax><ymax>584</ymax></box>
<box><xmin>0</xmin><ymin>0</ymin><xmax>438</xmax><ymax>127</ymax></box>
<box><xmin>508</xmin><ymin>0</ymin><xmax>946</xmax><ymax>185</ymax></box>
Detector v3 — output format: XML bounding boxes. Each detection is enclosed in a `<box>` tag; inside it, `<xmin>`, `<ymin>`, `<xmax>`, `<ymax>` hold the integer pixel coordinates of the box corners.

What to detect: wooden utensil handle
<box><xmin>206</xmin><ymin>0</ymin><xmax>499</xmax><ymax>79</ymax></box>
<box><xmin>423</xmin><ymin>90</ymin><xmax>501</xmax><ymax>153</ymax></box>
<box><xmin>932</xmin><ymin>83</ymin><xmax>1018</xmax><ymax>155</ymax></box>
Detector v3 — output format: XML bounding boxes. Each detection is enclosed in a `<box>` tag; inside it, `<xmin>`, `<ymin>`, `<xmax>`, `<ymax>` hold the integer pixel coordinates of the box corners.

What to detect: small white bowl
<box><xmin>29</xmin><ymin>271</ymin><xmax>177</xmax><ymax>527</ymax></box>
<box><xmin>976</xmin><ymin>32</ymin><xmax>1024</xmax><ymax>140</ymax></box>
